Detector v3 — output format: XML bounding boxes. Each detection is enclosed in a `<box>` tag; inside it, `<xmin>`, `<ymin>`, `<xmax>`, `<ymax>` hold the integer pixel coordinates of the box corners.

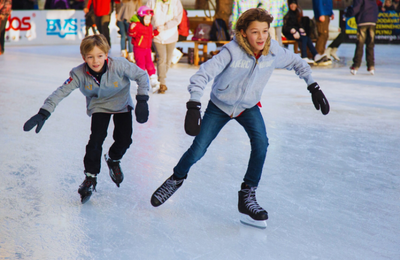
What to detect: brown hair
<box><xmin>235</xmin><ymin>8</ymin><xmax>274</xmax><ymax>33</ymax></box>
<box><xmin>80</xmin><ymin>34</ymin><xmax>110</xmax><ymax>56</ymax></box>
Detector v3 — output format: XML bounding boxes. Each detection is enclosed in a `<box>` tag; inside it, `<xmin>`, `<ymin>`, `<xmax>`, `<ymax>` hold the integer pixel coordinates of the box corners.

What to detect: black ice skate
<box><xmin>104</xmin><ymin>154</ymin><xmax>124</xmax><ymax>187</ymax></box>
<box><xmin>238</xmin><ymin>182</ymin><xmax>268</xmax><ymax>229</ymax></box>
<box><xmin>151</xmin><ymin>174</ymin><xmax>185</xmax><ymax>207</ymax></box>
<box><xmin>78</xmin><ymin>174</ymin><xmax>97</xmax><ymax>204</ymax></box>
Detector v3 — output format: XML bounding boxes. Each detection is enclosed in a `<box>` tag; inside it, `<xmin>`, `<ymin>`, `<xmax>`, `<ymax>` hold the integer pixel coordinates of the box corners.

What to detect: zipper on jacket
<box><xmin>230</xmin><ymin>57</ymin><xmax>258</xmax><ymax>118</ymax></box>
<box><xmin>138</xmin><ymin>35</ymin><xmax>143</xmax><ymax>46</ymax></box>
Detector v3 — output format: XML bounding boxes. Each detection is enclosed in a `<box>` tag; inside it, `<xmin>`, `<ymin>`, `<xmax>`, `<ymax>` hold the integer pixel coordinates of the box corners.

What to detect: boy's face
<box><xmin>144</xmin><ymin>15</ymin><xmax>152</xmax><ymax>26</ymax></box>
<box><xmin>82</xmin><ymin>46</ymin><xmax>108</xmax><ymax>73</ymax></box>
<box><xmin>240</xmin><ymin>21</ymin><xmax>269</xmax><ymax>54</ymax></box>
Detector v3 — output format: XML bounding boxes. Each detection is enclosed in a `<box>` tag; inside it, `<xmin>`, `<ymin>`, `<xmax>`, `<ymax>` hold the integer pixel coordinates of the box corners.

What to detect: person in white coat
<box><xmin>146</xmin><ymin>0</ymin><xmax>183</xmax><ymax>93</ymax></box>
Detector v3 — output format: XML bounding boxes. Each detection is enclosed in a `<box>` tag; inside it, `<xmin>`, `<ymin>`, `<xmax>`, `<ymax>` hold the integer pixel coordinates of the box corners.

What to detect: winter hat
<box><xmin>137</xmin><ymin>6</ymin><xmax>154</xmax><ymax>17</ymax></box>
<box><xmin>288</xmin><ymin>0</ymin><xmax>297</xmax><ymax>5</ymax></box>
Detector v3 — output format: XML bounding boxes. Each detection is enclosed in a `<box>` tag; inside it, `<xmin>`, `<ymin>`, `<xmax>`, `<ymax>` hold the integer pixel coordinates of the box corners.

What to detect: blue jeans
<box><xmin>300</xmin><ymin>35</ymin><xmax>317</xmax><ymax>59</ymax></box>
<box><xmin>117</xmin><ymin>20</ymin><xmax>133</xmax><ymax>53</ymax></box>
<box><xmin>173</xmin><ymin>101</ymin><xmax>269</xmax><ymax>187</ymax></box>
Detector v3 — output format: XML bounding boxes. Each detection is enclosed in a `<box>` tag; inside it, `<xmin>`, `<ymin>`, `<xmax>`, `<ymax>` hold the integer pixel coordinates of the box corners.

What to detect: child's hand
<box><xmin>185</xmin><ymin>101</ymin><xmax>202</xmax><ymax>136</ymax></box>
<box><xmin>299</xmin><ymin>28</ymin><xmax>306</xmax><ymax>36</ymax></box>
<box><xmin>307</xmin><ymin>83</ymin><xmax>330</xmax><ymax>115</ymax></box>
<box><xmin>23</xmin><ymin>109</ymin><xmax>51</xmax><ymax>133</ymax></box>
<box><xmin>135</xmin><ymin>95</ymin><xmax>149</xmax><ymax>123</ymax></box>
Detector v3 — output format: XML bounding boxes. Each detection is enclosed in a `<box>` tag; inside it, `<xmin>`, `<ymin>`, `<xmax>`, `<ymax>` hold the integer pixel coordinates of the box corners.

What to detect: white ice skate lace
<box><xmin>154</xmin><ymin>178</ymin><xmax>183</xmax><ymax>203</ymax></box>
<box><xmin>244</xmin><ymin>188</ymin><xmax>264</xmax><ymax>214</ymax></box>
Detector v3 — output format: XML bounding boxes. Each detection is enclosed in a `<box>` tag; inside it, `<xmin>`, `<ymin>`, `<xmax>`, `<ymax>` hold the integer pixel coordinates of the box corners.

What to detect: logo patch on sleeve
<box><xmin>64</xmin><ymin>77</ymin><xmax>73</xmax><ymax>85</ymax></box>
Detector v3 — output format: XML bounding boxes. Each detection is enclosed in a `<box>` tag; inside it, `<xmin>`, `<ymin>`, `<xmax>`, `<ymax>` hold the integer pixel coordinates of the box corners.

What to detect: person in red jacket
<box><xmin>84</xmin><ymin>0</ymin><xmax>112</xmax><ymax>46</ymax></box>
<box><xmin>178</xmin><ymin>9</ymin><xmax>189</xmax><ymax>41</ymax></box>
<box><xmin>128</xmin><ymin>6</ymin><xmax>161</xmax><ymax>93</ymax></box>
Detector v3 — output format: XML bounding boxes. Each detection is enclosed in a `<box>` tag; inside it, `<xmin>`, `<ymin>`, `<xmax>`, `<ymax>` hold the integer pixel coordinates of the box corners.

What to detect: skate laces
<box><xmin>243</xmin><ymin>187</ymin><xmax>264</xmax><ymax>214</ymax></box>
<box><xmin>82</xmin><ymin>177</ymin><xmax>97</xmax><ymax>191</ymax></box>
<box><xmin>106</xmin><ymin>157</ymin><xmax>122</xmax><ymax>175</ymax></box>
<box><xmin>154</xmin><ymin>178</ymin><xmax>184</xmax><ymax>203</ymax></box>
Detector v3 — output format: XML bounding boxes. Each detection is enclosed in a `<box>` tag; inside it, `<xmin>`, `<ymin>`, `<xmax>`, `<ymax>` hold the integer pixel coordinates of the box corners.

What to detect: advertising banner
<box><xmin>5</xmin><ymin>10</ymin><xmax>119</xmax><ymax>46</ymax></box>
<box><xmin>341</xmin><ymin>10</ymin><xmax>400</xmax><ymax>44</ymax></box>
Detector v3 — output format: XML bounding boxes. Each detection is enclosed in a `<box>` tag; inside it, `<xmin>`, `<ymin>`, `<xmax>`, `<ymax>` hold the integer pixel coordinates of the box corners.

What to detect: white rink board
<box><xmin>5</xmin><ymin>10</ymin><xmax>119</xmax><ymax>46</ymax></box>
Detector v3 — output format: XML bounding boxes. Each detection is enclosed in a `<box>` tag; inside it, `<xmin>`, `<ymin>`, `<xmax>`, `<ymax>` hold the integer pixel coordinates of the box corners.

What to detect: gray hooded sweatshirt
<box><xmin>41</xmin><ymin>57</ymin><xmax>149</xmax><ymax>116</ymax></box>
<box><xmin>188</xmin><ymin>32</ymin><xmax>315</xmax><ymax>118</ymax></box>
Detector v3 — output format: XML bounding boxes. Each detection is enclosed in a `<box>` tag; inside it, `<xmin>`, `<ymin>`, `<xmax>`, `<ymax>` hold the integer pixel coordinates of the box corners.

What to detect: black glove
<box><xmin>307</xmin><ymin>83</ymin><xmax>330</xmax><ymax>115</ymax></box>
<box><xmin>184</xmin><ymin>101</ymin><xmax>202</xmax><ymax>136</ymax></box>
<box><xmin>23</xmin><ymin>108</ymin><xmax>51</xmax><ymax>133</ymax></box>
<box><xmin>135</xmin><ymin>95</ymin><xmax>149</xmax><ymax>123</ymax></box>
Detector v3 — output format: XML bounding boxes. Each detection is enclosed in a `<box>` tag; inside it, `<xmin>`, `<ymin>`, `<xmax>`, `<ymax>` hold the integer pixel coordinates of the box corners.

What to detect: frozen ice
<box><xmin>0</xmin><ymin>42</ymin><xmax>399</xmax><ymax>260</ymax></box>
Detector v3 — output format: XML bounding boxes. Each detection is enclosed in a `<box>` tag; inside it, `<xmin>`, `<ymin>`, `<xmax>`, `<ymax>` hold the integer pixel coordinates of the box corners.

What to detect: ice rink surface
<box><xmin>1</xmin><ymin>42</ymin><xmax>400</xmax><ymax>260</ymax></box>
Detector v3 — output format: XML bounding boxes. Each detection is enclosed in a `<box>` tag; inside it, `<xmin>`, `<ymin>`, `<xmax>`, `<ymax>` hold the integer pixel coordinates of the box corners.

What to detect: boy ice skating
<box><xmin>128</xmin><ymin>6</ymin><xmax>161</xmax><ymax>93</ymax></box>
<box><xmin>23</xmin><ymin>34</ymin><xmax>150</xmax><ymax>204</ymax></box>
<box><xmin>150</xmin><ymin>8</ymin><xmax>329</xmax><ymax>228</ymax></box>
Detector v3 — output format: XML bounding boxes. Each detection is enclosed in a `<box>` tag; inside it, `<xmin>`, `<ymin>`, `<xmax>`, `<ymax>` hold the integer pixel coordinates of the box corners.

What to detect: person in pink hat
<box><xmin>129</xmin><ymin>6</ymin><xmax>161</xmax><ymax>93</ymax></box>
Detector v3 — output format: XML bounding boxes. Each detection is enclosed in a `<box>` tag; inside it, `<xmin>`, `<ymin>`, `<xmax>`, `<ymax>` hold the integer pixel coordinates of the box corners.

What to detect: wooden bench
<box><xmin>184</xmin><ymin>17</ymin><xmax>317</xmax><ymax>65</ymax></box>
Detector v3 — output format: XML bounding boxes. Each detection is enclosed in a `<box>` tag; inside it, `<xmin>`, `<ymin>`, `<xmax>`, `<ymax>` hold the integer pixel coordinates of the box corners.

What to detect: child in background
<box><xmin>23</xmin><ymin>35</ymin><xmax>150</xmax><ymax>204</ymax></box>
<box><xmin>129</xmin><ymin>6</ymin><xmax>160</xmax><ymax>93</ymax></box>
<box><xmin>150</xmin><ymin>8</ymin><xmax>330</xmax><ymax>229</ymax></box>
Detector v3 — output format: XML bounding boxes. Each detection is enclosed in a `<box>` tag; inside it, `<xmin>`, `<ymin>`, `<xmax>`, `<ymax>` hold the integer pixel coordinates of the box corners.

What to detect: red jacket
<box><xmin>86</xmin><ymin>0</ymin><xmax>111</xmax><ymax>17</ymax></box>
<box><xmin>128</xmin><ymin>22</ymin><xmax>159</xmax><ymax>49</ymax></box>
<box><xmin>178</xmin><ymin>9</ymin><xmax>189</xmax><ymax>37</ymax></box>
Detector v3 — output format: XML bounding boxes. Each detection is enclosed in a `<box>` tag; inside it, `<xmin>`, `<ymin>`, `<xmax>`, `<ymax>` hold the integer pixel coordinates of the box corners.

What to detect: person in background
<box><xmin>381</xmin><ymin>0</ymin><xmax>395</xmax><ymax>10</ymax></box>
<box><xmin>283</xmin><ymin>0</ymin><xmax>327</xmax><ymax>64</ymax></box>
<box><xmin>345</xmin><ymin>0</ymin><xmax>379</xmax><ymax>75</ymax></box>
<box><xmin>312</xmin><ymin>0</ymin><xmax>334</xmax><ymax>55</ymax></box>
<box><xmin>12</xmin><ymin>0</ymin><xmax>33</xmax><ymax>9</ymax></box>
<box><xmin>23</xmin><ymin>34</ymin><xmax>150</xmax><ymax>204</ymax></box>
<box><xmin>146</xmin><ymin>0</ymin><xmax>183</xmax><ymax>94</ymax></box>
<box><xmin>128</xmin><ymin>6</ymin><xmax>161</xmax><ymax>93</ymax></box>
<box><xmin>84</xmin><ymin>0</ymin><xmax>112</xmax><ymax>47</ymax></box>
<box><xmin>392</xmin><ymin>0</ymin><xmax>400</xmax><ymax>11</ymax></box>
<box><xmin>0</xmin><ymin>0</ymin><xmax>12</xmax><ymax>56</ymax></box>
<box><xmin>178</xmin><ymin>8</ymin><xmax>189</xmax><ymax>41</ymax></box>
<box><xmin>260</xmin><ymin>0</ymin><xmax>288</xmax><ymax>46</ymax></box>
<box><xmin>117</xmin><ymin>0</ymin><xmax>141</xmax><ymax>62</ymax></box>
<box><xmin>231</xmin><ymin>0</ymin><xmax>259</xmax><ymax>30</ymax></box>
<box><xmin>84</xmin><ymin>0</ymin><xmax>98</xmax><ymax>36</ymax></box>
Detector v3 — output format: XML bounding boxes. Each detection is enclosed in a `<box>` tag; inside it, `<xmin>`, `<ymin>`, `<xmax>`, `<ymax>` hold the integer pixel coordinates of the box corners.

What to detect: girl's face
<box><xmin>82</xmin><ymin>45</ymin><xmax>108</xmax><ymax>73</ymax></box>
<box><xmin>240</xmin><ymin>21</ymin><xmax>269</xmax><ymax>55</ymax></box>
<box><xmin>289</xmin><ymin>3</ymin><xmax>297</xmax><ymax>11</ymax></box>
<box><xmin>144</xmin><ymin>15</ymin><xmax>152</xmax><ymax>26</ymax></box>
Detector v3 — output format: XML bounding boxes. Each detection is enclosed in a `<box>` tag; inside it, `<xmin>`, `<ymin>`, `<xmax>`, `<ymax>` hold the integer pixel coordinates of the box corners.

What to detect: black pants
<box><xmin>84</xmin><ymin>111</ymin><xmax>133</xmax><ymax>174</ymax></box>
<box><xmin>0</xmin><ymin>15</ymin><xmax>9</xmax><ymax>53</ymax></box>
<box><xmin>95</xmin><ymin>14</ymin><xmax>111</xmax><ymax>47</ymax></box>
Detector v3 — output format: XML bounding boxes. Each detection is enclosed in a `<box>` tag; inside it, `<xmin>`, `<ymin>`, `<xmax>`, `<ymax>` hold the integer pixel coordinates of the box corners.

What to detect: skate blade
<box><xmin>240</xmin><ymin>214</ymin><xmax>267</xmax><ymax>229</ymax></box>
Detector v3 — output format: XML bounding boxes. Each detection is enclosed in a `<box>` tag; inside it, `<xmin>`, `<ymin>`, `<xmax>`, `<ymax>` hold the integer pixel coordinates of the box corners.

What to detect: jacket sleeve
<box><xmin>41</xmin><ymin>71</ymin><xmax>81</xmax><ymax>113</ymax></box>
<box><xmin>345</xmin><ymin>0</ymin><xmax>362</xmax><ymax>17</ymax></box>
<box><xmin>188</xmin><ymin>48</ymin><xmax>232</xmax><ymax>102</ymax></box>
<box><xmin>124</xmin><ymin>61</ymin><xmax>149</xmax><ymax>96</ymax></box>
<box><xmin>274</xmin><ymin>46</ymin><xmax>315</xmax><ymax>86</ymax></box>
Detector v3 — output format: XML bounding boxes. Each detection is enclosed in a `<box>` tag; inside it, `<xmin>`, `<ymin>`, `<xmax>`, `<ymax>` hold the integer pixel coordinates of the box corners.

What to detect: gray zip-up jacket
<box><xmin>41</xmin><ymin>57</ymin><xmax>149</xmax><ymax>116</ymax></box>
<box><xmin>188</xmin><ymin>31</ymin><xmax>315</xmax><ymax>117</ymax></box>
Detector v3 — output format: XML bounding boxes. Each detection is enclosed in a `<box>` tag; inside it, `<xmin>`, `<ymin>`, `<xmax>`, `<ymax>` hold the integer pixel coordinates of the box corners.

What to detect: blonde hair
<box><xmin>235</xmin><ymin>8</ymin><xmax>274</xmax><ymax>33</ymax></box>
<box><xmin>80</xmin><ymin>34</ymin><xmax>110</xmax><ymax>56</ymax></box>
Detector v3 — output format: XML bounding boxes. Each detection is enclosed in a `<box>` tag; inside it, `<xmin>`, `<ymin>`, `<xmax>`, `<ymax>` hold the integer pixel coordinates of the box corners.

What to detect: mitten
<box><xmin>184</xmin><ymin>101</ymin><xmax>201</xmax><ymax>136</ymax></box>
<box><xmin>135</xmin><ymin>95</ymin><xmax>149</xmax><ymax>123</ymax></box>
<box><xmin>307</xmin><ymin>83</ymin><xmax>330</xmax><ymax>115</ymax></box>
<box><xmin>23</xmin><ymin>108</ymin><xmax>51</xmax><ymax>133</ymax></box>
